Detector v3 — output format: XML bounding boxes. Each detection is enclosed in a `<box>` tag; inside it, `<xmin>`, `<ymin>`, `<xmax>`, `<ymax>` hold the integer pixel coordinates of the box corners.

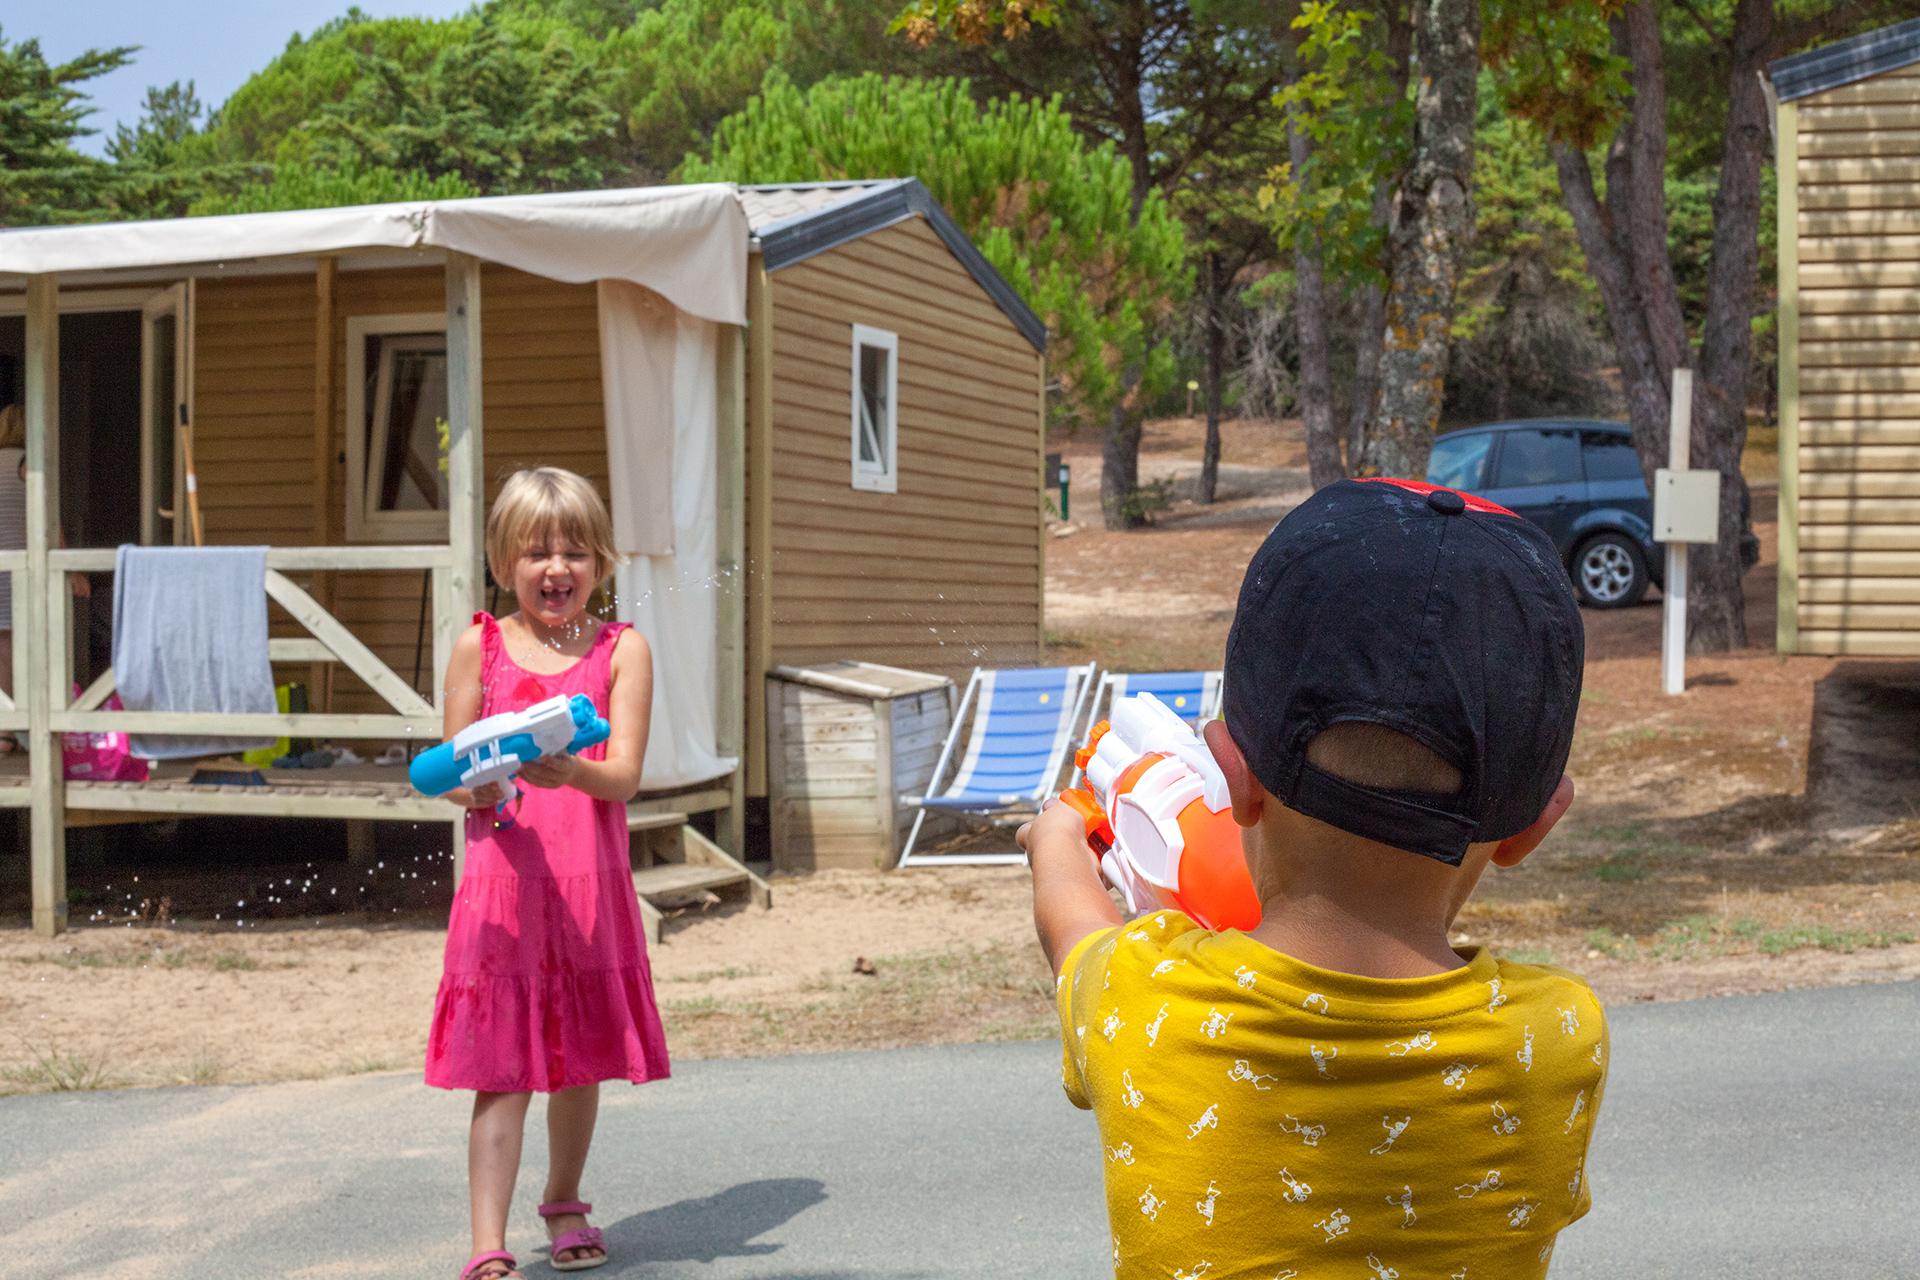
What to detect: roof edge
<box><xmin>1767</xmin><ymin>17</ymin><xmax>1920</xmax><ymax>102</ymax></box>
<box><xmin>754</xmin><ymin>179</ymin><xmax>1047</xmax><ymax>353</ymax></box>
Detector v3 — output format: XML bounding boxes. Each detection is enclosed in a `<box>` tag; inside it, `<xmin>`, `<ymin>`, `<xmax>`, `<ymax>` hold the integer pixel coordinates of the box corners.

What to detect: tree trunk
<box><xmin>1550</xmin><ymin>0</ymin><xmax>1771</xmax><ymax>652</ymax></box>
<box><xmin>1360</xmin><ymin>0</ymin><xmax>1480</xmax><ymax>479</ymax></box>
<box><xmin>1100</xmin><ymin>370</ymin><xmax>1148</xmax><ymax>529</ymax></box>
<box><xmin>1199</xmin><ymin>251</ymin><xmax>1228</xmax><ymax>504</ymax></box>
<box><xmin>1290</xmin><ymin>108</ymin><xmax>1345</xmax><ymax>491</ymax></box>
<box><xmin>1686</xmin><ymin>0</ymin><xmax>1773</xmax><ymax>651</ymax></box>
<box><xmin>1344</xmin><ymin>3</ymin><xmax>1413</xmax><ymax>469</ymax></box>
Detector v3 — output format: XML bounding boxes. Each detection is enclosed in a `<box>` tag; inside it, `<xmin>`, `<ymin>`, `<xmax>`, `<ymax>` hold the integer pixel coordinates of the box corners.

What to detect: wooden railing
<box><xmin>23</xmin><ymin>545</ymin><xmax>457</xmax><ymax>743</ymax></box>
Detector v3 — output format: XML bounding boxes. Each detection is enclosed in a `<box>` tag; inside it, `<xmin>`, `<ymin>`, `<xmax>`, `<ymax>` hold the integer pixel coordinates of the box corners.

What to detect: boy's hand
<box><xmin>1017</xmin><ymin>798</ymin><xmax>1098</xmax><ymax>868</ymax></box>
<box><xmin>519</xmin><ymin>753</ymin><xmax>580</xmax><ymax>790</ymax></box>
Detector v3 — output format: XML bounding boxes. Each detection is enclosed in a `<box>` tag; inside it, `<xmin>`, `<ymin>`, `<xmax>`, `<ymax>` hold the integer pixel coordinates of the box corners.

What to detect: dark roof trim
<box><xmin>1768</xmin><ymin>17</ymin><xmax>1920</xmax><ymax>102</ymax></box>
<box><xmin>749</xmin><ymin>178</ymin><xmax>1047</xmax><ymax>353</ymax></box>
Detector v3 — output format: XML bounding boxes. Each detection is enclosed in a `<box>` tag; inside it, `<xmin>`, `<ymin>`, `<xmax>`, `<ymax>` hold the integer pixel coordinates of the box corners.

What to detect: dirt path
<box><xmin>5</xmin><ymin>416</ymin><xmax>1918</xmax><ymax>1094</ymax></box>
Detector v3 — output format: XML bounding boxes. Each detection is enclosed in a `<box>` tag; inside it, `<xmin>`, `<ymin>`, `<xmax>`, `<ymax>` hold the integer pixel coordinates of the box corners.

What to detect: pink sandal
<box><xmin>459</xmin><ymin>1251</ymin><xmax>520</xmax><ymax>1280</ymax></box>
<box><xmin>538</xmin><ymin>1200</ymin><xmax>608</xmax><ymax>1272</ymax></box>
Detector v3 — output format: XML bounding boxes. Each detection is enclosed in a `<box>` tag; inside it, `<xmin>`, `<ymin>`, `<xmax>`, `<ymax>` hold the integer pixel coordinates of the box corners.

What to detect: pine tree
<box><xmin>0</xmin><ymin>27</ymin><xmax>130</xmax><ymax>226</ymax></box>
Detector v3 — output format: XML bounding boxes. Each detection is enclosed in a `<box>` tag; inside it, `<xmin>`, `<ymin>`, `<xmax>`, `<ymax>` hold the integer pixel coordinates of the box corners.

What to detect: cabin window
<box><xmin>345</xmin><ymin>312</ymin><xmax>449</xmax><ymax>541</ymax></box>
<box><xmin>850</xmin><ymin>324</ymin><xmax>898</xmax><ymax>494</ymax></box>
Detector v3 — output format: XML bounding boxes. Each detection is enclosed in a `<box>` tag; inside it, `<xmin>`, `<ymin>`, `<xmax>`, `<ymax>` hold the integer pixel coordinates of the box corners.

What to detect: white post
<box><xmin>1662</xmin><ymin>369</ymin><xmax>1693</xmax><ymax>697</ymax></box>
<box><xmin>444</xmin><ymin>252</ymin><xmax>485</xmax><ymax>883</ymax></box>
<box><xmin>24</xmin><ymin>275</ymin><xmax>66</xmax><ymax>936</ymax></box>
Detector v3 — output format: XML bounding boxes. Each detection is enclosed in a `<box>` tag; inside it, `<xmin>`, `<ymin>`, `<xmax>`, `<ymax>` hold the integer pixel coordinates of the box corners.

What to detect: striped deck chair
<box><xmin>1070</xmin><ymin>670</ymin><xmax>1223</xmax><ymax>786</ymax></box>
<box><xmin>897</xmin><ymin>663</ymin><xmax>1098</xmax><ymax>867</ymax></box>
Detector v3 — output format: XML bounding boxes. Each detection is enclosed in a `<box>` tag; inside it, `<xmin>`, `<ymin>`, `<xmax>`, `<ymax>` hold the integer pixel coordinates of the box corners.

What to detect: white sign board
<box><xmin>1653</xmin><ymin>468</ymin><xmax>1721</xmax><ymax>544</ymax></box>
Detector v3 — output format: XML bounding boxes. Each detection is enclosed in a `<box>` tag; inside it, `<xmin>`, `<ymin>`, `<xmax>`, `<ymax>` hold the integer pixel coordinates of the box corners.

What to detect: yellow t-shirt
<box><xmin>1057</xmin><ymin>912</ymin><xmax>1608</xmax><ymax>1279</ymax></box>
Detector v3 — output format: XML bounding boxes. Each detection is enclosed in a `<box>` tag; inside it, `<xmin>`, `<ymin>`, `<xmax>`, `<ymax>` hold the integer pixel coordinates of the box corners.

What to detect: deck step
<box><xmin>626</xmin><ymin>808</ymin><xmax>689</xmax><ymax>832</ymax></box>
<box><xmin>631</xmin><ymin>862</ymin><xmax>747</xmax><ymax>899</ymax></box>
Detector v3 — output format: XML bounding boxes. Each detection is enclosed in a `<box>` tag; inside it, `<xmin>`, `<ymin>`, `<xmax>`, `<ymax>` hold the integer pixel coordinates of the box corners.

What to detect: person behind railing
<box><xmin>424</xmin><ymin>466</ymin><xmax>662</xmax><ymax>1280</ymax></box>
<box><xmin>0</xmin><ymin>401</ymin><xmax>93</xmax><ymax>756</ymax></box>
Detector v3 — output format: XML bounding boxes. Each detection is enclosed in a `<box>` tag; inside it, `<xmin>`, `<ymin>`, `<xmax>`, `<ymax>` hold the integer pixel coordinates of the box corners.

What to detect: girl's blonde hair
<box><xmin>0</xmin><ymin>404</ymin><xmax>22</xmax><ymax>450</ymax></box>
<box><xmin>485</xmin><ymin>467</ymin><xmax>621</xmax><ymax>587</ymax></box>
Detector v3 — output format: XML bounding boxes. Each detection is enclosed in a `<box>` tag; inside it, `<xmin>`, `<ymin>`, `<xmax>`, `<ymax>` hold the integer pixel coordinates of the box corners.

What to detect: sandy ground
<box><xmin>5</xmin><ymin>415</ymin><xmax>1918</xmax><ymax>1094</ymax></box>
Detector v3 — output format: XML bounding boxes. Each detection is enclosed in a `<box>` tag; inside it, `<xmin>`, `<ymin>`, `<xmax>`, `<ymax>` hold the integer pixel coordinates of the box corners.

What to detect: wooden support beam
<box><xmin>745</xmin><ymin>261</ymin><xmax>775</xmax><ymax>800</ymax></box>
<box><xmin>715</xmin><ymin>322</ymin><xmax>748</xmax><ymax>856</ymax></box>
<box><xmin>312</xmin><ymin>257</ymin><xmax>338</xmax><ymax>708</ymax></box>
<box><xmin>1777</xmin><ymin>100</ymin><xmax>1802</xmax><ymax>656</ymax></box>
<box><xmin>263</xmin><ymin>570</ymin><xmax>434</xmax><ymax>717</ymax></box>
<box><xmin>444</xmin><ymin>252</ymin><xmax>484</xmax><ymax>883</ymax></box>
<box><xmin>24</xmin><ymin>274</ymin><xmax>66</xmax><ymax>937</ymax></box>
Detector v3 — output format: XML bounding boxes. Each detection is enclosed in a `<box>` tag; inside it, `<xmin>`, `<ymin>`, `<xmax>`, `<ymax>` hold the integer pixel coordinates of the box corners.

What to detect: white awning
<box><xmin>0</xmin><ymin>184</ymin><xmax>749</xmax><ymax>326</ymax></box>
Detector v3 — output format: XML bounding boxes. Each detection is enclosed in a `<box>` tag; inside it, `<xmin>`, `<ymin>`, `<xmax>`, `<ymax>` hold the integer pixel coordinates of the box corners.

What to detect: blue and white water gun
<box><xmin>409</xmin><ymin>693</ymin><xmax>610</xmax><ymax>798</ymax></box>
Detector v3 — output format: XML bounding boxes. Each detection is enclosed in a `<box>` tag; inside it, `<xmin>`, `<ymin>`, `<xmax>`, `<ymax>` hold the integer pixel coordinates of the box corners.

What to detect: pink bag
<box><xmin>63</xmin><ymin>691</ymin><xmax>150</xmax><ymax>782</ymax></box>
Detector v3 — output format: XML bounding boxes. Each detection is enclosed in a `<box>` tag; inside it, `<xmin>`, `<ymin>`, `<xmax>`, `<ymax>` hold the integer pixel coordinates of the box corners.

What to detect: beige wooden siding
<box><xmin>1791</xmin><ymin>63</ymin><xmax>1920</xmax><ymax>654</ymax></box>
<box><xmin>761</xmin><ymin>216</ymin><xmax>1045</xmax><ymax>681</ymax></box>
<box><xmin>193</xmin><ymin>265</ymin><xmax>609</xmax><ymax>710</ymax></box>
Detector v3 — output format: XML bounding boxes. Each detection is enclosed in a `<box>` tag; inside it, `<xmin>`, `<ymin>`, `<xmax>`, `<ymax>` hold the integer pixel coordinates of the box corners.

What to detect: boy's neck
<box><xmin>1247</xmin><ymin>893</ymin><xmax>1467</xmax><ymax>979</ymax></box>
<box><xmin>1243</xmin><ymin>819</ymin><xmax>1476</xmax><ymax>979</ymax></box>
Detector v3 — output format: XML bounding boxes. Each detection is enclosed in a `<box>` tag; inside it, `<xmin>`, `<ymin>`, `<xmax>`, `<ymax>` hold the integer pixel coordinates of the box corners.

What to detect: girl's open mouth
<box><xmin>540</xmin><ymin>584</ymin><xmax>574</xmax><ymax>611</ymax></box>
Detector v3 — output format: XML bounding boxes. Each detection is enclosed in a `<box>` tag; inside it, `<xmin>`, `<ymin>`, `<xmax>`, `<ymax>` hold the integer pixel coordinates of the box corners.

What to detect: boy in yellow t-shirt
<box><xmin>1020</xmin><ymin>479</ymin><xmax>1606</xmax><ymax>1279</ymax></box>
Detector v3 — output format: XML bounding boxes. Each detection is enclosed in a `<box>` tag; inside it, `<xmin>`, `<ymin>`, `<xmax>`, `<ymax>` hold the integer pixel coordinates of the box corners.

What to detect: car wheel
<box><xmin>1572</xmin><ymin>532</ymin><xmax>1649</xmax><ymax>608</ymax></box>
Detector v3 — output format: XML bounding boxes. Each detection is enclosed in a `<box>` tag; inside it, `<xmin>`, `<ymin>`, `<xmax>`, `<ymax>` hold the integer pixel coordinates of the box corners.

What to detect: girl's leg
<box><xmin>543</xmin><ymin>1083</ymin><xmax>606</xmax><ymax>1265</ymax></box>
<box><xmin>470</xmin><ymin>1090</ymin><xmax>533</xmax><ymax>1275</ymax></box>
<box><xmin>0</xmin><ymin>631</ymin><xmax>13</xmax><ymax>752</ymax></box>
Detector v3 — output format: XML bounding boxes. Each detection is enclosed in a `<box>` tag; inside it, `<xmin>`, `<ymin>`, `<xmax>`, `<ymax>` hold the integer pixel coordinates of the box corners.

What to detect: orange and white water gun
<box><xmin>1057</xmin><ymin>692</ymin><xmax>1261</xmax><ymax>932</ymax></box>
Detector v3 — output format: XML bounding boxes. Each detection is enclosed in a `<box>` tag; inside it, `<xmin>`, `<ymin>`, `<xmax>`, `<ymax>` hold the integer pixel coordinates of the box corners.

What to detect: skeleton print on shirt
<box><xmin>1278</xmin><ymin>1167</ymin><xmax>1313</xmax><ymax>1203</ymax></box>
<box><xmin>1139</xmin><ymin>1186</ymin><xmax>1164</xmax><ymax>1221</ymax></box>
<box><xmin>1234</xmin><ymin>965</ymin><xmax>1259</xmax><ymax>989</ymax></box>
<box><xmin>1386</xmin><ymin>1184</ymin><xmax>1417</xmax><ymax>1227</ymax></box>
<box><xmin>1508</xmin><ymin>1201</ymin><xmax>1539</xmax><ymax>1230</ymax></box>
<box><xmin>1173</xmin><ymin>1265</ymin><xmax>1212</xmax><ymax>1280</ymax></box>
<box><xmin>1369</xmin><ymin>1115</ymin><xmax>1411</xmax><ymax>1155</ymax></box>
<box><xmin>1107</xmin><ymin>1142</ymin><xmax>1136</xmax><ymax>1165</ymax></box>
<box><xmin>1314</xmin><ymin>1208</ymin><xmax>1351</xmax><ymax>1242</ymax></box>
<box><xmin>1146</xmin><ymin>1004</ymin><xmax>1171</xmax><ymax>1047</ymax></box>
<box><xmin>1517</xmin><ymin>1025</ymin><xmax>1535</xmax><ymax>1072</ymax></box>
<box><xmin>1154</xmin><ymin>959</ymin><xmax>1186</xmax><ymax>977</ymax></box>
<box><xmin>1456</xmin><ymin>1170</ymin><xmax>1503</xmax><ymax>1198</ymax></box>
<box><xmin>1559</xmin><ymin>1006</ymin><xmax>1580</xmax><ymax>1036</ymax></box>
<box><xmin>1102</xmin><ymin>1010</ymin><xmax>1125</xmax><ymax>1042</ymax></box>
<box><xmin>1442</xmin><ymin>1062</ymin><xmax>1478</xmax><ymax>1091</ymax></box>
<box><xmin>1228</xmin><ymin>1059</ymin><xmax>1278</xmax><ymax>1091</ymax></box>
<box><xmin>1301</xmin><ymin>993</ymin><xmax>1331</xmax><ymax>1014</ymax></box>
<box><xmin>1201</xmin><ymin>1008</ymin><xmax>1233</xmax><ymax>1040</ymax></box>
<box><xmin>1197</xmin><ymin>1181</ymin><xmax>1221</xmax><ymax>1226</ymax></box>
<box><xmin>1278</xmin><ymin>1114</ymin><xmax>1326</xmax><ymax>1147</ymax></box>
<box><xmin>1491</xmin><ymin>1102</ymin><xmax>1522</xmax><ymax>1136</ymax></box>
<box><xmin>1367</xmin><ymin>1254</ymin><xmax>1401</xmax><ymax>1279</ymax></box>
<box><xmin>1564</xmin><ymin>1090</ymin><xmax>1588</xmax><ymax>1134</ymax></box>
<box><xmin>1487</xmin><ymin>978</ymin><xmax>1508</xmax><ymax>1011</ymax></box>
<box><xmin>1386</xmin><ymin>1031</ymin><xmax>1437</xmax><ymax>1057</ymax></box>
<box><xmin>1309</xmin><ymin>1043</ymin><xmax>1338</xmax><ymax>1079</ymax></box>
<box><xmin>1188</xmin><ymin>1103</ymin><xmax>1221</xmax><ymax>1140</ymax></box>
<box><xmin>1120</xmin><ymin>1070</ymin><xmax>1145</xmax><ymax>1109</ymax></box>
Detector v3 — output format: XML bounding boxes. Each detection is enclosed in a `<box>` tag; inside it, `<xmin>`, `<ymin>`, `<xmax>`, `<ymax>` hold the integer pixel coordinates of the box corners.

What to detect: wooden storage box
<box><xmin>767</xmin><ymin>661</ymin><xmax>954</xmax><ymax>871</ymax></box>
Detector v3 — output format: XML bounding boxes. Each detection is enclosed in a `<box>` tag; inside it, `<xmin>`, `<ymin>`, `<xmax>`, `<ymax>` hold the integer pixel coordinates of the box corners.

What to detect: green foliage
<box><xmin>683</xmin><ymin>72</ymin><xmax>1189</xmax><ymax>431</ymax></box>
<box><xmin>1481</xmin><ymin>0</ymin><xmax>1627</xmax><ymax>152</ymax></box>
<box><xmin>1260</xmin><ymin>2</ymin><xmax>1410</xmax><ymax>287</ymax></box>
<box><xmin>187</xmin><ymin>161</ymin><xmax>478</xmax><ymax>217</ymax></box>
<box><xmin>304</xmin><ymin>16</ymin><xmax>626</xmax><ymax>194</ymax></box>
<box><xmin>1446</xmin><ymin>84</ymin><xmax>1612</xmax><ymax>422</ymax></box>
<box><xmin>105</xmin><ymin>81</ymin><xmax>241</xmax><ymax>220</ymax></box>
<box><xmin>0</xmin><ymin>27</ymin><xmax>131</xmax><ymax>226</ymax></box>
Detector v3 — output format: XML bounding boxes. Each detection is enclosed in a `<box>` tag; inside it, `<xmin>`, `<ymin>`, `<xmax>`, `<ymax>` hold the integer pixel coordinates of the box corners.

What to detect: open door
<box><xmin>139</xmin><ymin>283</ymin><xmax>188</xmax><ymax>546</ymax></box>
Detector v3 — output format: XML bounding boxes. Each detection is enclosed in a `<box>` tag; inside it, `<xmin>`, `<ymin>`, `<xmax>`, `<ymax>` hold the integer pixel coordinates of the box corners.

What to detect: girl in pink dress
<box><xmin>426</xmin><ymin>468</ymin><xmax>668</xmax><ymax>1280</ymax></box>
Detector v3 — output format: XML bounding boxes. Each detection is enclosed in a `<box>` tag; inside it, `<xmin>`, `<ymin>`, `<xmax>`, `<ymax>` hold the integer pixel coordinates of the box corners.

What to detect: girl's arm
<box><xmin>437</xmin><ymin>623</ymin><xmax>508</xmax><ymax>810</ymax></box>
<box><xmin>519</xmin><ymin>627</ymin><xmax>652</xmax><ymax>804</ymax></box>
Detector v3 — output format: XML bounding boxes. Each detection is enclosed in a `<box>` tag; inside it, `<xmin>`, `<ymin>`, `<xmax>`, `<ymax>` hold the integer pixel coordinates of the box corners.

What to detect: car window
<box><xmin>1427</xmin><ymin>431</ymin><xmax>1494</xmax><ymax>492</ymax></box>
<box><xmin>1493</xmin><ymin>428</ymin><xmax>1581</xmax><ymax>488</ymax></box>
<box><xmin>1582</xmin><ymin>431</ymin><xmax>1642</xmax><ymax>482</ymax></box>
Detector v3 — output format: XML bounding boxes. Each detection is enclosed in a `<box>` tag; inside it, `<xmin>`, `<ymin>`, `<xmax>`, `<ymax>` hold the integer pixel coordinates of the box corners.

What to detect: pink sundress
<box><xmin>425</xmin><ymin>613</ymin><xmax>670</xmax><ymax>1093</ymax></box>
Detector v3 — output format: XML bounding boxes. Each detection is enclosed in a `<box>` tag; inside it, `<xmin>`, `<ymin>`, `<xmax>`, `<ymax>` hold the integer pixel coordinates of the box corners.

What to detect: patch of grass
<box><xmin>663</xmin><ymin>996</ymin><xmax>725</xmax><ymax>1019</ymax></box>
<box><xmin>1583</xmin><ymin>927</ymin><xmax>1637</xmax><ymax>959</ymax></box>
<box><xmin>662</xmin><ymin>965</ymin><xmax>765</xmax><ymax>984</ymax></box>
<box><xmin>15</xmin><ymin>947</ymin><xmax>284</xmax><ymax>972</ymax></box>
<box><xmin>0</xmin><ymin>1044</ymin><xmax>116</xmax><ymax>1093</ymax></box>
<box><xmin>209</xmin><ymin>952</ymin><xmax>259</xmax><ymax>972</ymax></box>
<box><xmin>340</xmin><ymin>1055</ymin><xmax>404</xmax><ymax>1075</ymax></box>
<box><xmin>180</xmin><ymin>1047</ymin><xmax>227</xmax><ymax>1086</ymax></box>
<box><xmin>1505</xmin><ymin>947</ymin><xmax>1557</xmax><ymax>966</ymax></box>
<box><xmin>1647</xmin><ymin>915</ymin><xmax>1765</xmax><ymax>960</ymax></box>
<box><xmin>1755</xmin><ymin>926</ymin><xmax>1915</xmax><ymax>956</ymax></box>
<box><xmin>1590</xmin><ymin>853</ymin><xmax>1650</xmax><ymax>882</ymax></box>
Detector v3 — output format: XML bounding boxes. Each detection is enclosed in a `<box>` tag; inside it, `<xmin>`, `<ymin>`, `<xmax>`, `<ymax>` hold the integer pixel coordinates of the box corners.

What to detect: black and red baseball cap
<box><xmin>1222</xmin><ymin>477</ymin><xmax>1584</xmax><ymax>866</ymax></box>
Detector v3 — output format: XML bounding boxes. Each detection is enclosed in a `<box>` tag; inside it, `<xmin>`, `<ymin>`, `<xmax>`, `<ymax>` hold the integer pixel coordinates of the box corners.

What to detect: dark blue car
<box><xmin>1425</xmin><ymin>419</ymin><xmax>1664</xmax><ymax>608</ymax></box>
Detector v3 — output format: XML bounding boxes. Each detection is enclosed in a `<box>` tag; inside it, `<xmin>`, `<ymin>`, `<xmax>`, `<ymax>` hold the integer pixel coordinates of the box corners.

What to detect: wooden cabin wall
<box><xmin>1786</xmin><ymin>63</ymin><xmax>1920</xmax><ymax>655</ymax></box>
<box><xmin>194</xmin><ymin>265</ymin><xmax>610</xmax><ymax>712</ymax></box>
<box><xmin>758</xmin><ymin>217</ymin><xmax>1045</xmax><ymax>690</ymax></box>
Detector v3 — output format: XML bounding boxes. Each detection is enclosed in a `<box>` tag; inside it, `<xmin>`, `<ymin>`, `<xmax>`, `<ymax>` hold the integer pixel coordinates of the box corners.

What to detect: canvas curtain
<box><xmin>602</xmin><ymin>287</ymin><xmax>735</xmax><ymax>790</ymax></box>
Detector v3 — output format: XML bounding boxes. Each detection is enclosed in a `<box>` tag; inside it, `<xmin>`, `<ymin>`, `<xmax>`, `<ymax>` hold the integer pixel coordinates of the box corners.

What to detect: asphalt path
<box><xmin>1</xmin><ymin>980</ymin><xmax>1913</xmax><ymax>1279</ymax></box>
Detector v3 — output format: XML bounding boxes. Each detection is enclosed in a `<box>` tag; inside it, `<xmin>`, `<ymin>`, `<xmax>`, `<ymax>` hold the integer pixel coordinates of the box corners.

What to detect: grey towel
<box><xmin>112</xmin><ymin>545</ymin><xmax>276</xmax><ymax>759</ymax></box>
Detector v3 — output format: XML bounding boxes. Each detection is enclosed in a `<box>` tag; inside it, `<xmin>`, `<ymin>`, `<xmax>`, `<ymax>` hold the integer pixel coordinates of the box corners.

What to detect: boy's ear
<box><xmin>1490</xmin><ymin>774</ymin><xmax>1575</xmax><ymax>868</ymax></box>
<box><xmin>1202</xmin><ymin>719</ymin><xmax>1264</xmax><ymax>829</ymax></box>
